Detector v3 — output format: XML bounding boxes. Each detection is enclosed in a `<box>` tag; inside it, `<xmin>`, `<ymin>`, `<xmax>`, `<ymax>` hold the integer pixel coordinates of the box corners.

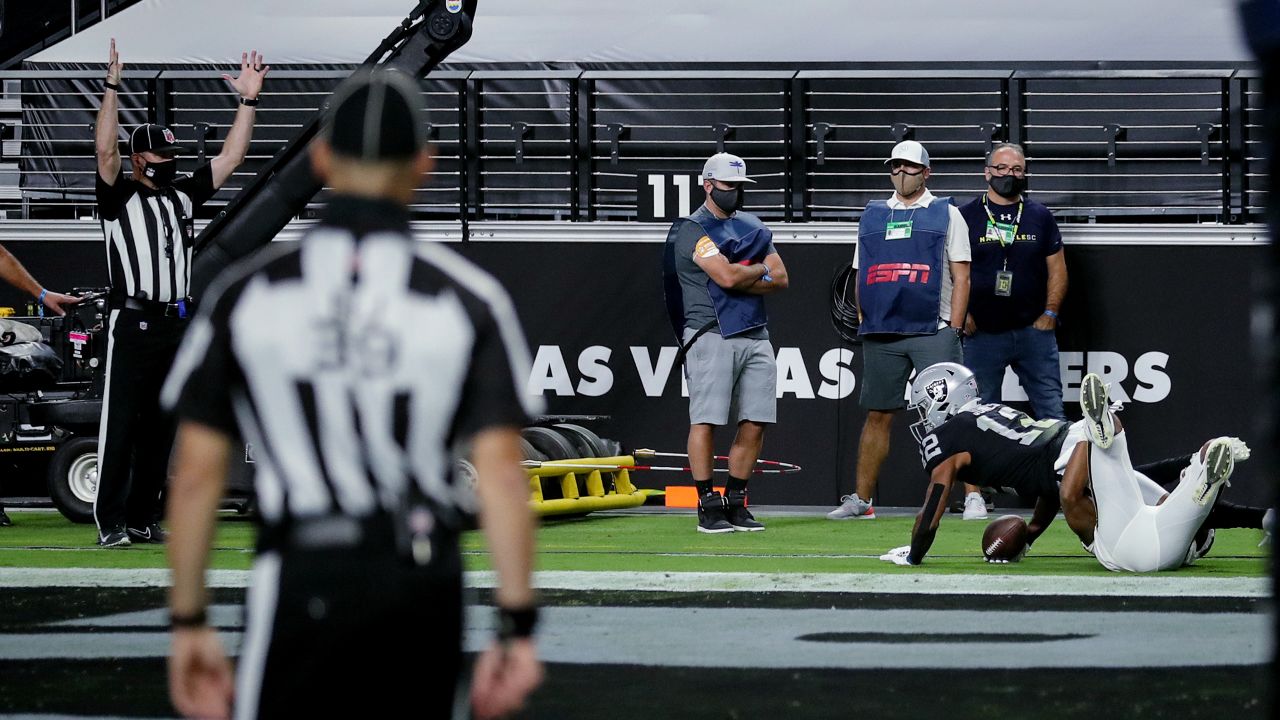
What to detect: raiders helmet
<box><xmin>908</xmin><ymin>362</ymin><xmax>980</xmax><ymax>444</ymax></box>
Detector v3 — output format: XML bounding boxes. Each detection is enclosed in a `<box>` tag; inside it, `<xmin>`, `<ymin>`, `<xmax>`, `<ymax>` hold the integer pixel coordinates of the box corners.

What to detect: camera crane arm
<box><xmin>188</xmin><ymin>0</ymin><xmax>476</xmax><ymax>301</ymax></box>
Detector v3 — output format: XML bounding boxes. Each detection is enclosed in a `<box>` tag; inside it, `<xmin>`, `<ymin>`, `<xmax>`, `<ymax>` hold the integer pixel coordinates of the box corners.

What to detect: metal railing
<box><xmin>2</xmin><ymin>66</ymin><xmax>1263</xmax><ymax>224</ymax></box>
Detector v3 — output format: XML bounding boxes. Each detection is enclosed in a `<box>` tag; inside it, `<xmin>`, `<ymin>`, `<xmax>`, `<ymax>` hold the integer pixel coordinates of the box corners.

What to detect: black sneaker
<box><xmin>697</xmin><ymin>491</ymin><xmax>734</xmax><ymax>534</ymax></box>
<box><xmin>127</xmin><ymin>523</ymin><xmax>167</xmax><ymax>544</ymax></box>
<box><xmin>725</xmin><ymin>491</ymin><xmax>765</xmax><ymax>532</ymax></box>
<box><xmin>98</xmin><ymin>527</ymin><xmax>132</xmax><ymax>548</ymax></box>
<box><xmin>0</xmin><ymin>508</ymin><xmax>11</xmax><ymax>527</ymax></box>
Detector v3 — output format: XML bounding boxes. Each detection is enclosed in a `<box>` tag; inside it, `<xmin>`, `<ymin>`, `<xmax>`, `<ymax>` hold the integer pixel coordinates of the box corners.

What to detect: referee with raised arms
<box><xmin>161</xmin><ymin>69</ymin><xmax>544</xmax><ymax>719</ymax></box>
<box><xmin>92</xmin><ymin>39</ymin><xmax>267</xmax><ymax>547</ymax></box>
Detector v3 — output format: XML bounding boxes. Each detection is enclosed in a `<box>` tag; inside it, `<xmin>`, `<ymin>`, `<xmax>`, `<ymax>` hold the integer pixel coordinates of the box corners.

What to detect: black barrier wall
<box><xmin>0</xmin><ymin>234</ymin><xmax>1265</xmax><ymax>507</ymax></box>
<box><xmin>463</xmin><ymin>239</ymin><xmax>1266</xmax><ymax>507</ymax></box>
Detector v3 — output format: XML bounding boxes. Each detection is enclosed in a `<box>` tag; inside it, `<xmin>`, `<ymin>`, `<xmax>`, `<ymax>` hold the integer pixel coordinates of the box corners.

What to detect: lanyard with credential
<box><xmin>982</xmin><ymin>196</ymin><xmax>1023</xmax><ymax>271</ymax></box>
<box><xmin>885</xmin><ymin>206</ymin><xmax>918</xmax><ymax>240</ymax></box>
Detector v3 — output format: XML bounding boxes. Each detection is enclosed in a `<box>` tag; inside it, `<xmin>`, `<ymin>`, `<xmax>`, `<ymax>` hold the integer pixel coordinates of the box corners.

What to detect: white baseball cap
<box><xmin>702</xmin><ymin>152</ymin><xmax>757</xmax><ymax>183</ymax></box>
<box><xmin>885</xmin><ymin>140</ymin><xmax>931</xmax><ymax>168</ymax></box>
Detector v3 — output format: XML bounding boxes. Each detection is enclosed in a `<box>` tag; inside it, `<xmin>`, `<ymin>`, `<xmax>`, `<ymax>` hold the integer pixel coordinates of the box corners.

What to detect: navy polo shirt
<box><xmin>959</xmin><ymin>196</ymin><xmax>1063</xmax><ymax>332</ymax></box>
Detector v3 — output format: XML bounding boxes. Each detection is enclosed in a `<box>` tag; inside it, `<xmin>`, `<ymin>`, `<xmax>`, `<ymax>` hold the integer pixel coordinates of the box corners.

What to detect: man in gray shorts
<box><xmin>662</xmin><ymin>152</ymin><xmax>789</xmax><ymax>533</ymax></box>
<box><xmin>828</xmin><ymin>140</ymin><xmax>979</xmax><ymax>521</ymax></box>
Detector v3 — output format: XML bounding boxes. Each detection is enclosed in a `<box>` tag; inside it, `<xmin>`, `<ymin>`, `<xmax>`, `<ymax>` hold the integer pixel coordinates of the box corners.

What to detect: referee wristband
<box><xmin>1043</xmin><ymin>309</ymin><xmax>1059</xmax><ymax>320</ymax></box>
<box><xmin>169</xmin><ymin>608</ymin><xmax>208</xmax><ymax>629</ymax></box>
<box><xmin>239</xmin><ymin>96</ymin><xmax>259</xmax><ymax>107</ymax></box>
<box><xmin>496</xmin><ymin>606</ymin><xmax>539</xmax><ymax>641</ymax></box>
<box><xmin>104</xmin><ymin>81</ymin><xmax>120</xmax><ymax>92</ymax></box>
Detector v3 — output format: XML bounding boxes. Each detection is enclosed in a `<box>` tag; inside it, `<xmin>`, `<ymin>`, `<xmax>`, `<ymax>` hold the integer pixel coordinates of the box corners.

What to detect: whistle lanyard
<box><xmin>982</xmin><ymin>196</ymin><xmax>1022</xmax><ymax>270</ymax></box>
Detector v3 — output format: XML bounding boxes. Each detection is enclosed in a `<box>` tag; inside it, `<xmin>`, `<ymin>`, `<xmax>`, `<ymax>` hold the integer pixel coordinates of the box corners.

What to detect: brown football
<box><xmin>981</xmin><ymin>515</ymin><xmax>1029</xmax><ymax>562</ymax></box>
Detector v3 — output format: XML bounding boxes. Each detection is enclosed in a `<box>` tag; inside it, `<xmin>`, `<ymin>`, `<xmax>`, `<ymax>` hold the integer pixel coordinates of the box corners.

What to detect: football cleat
<box><xmin>1184</xmin><ymin>527</ymin><xmax>1215</xmax><ymax>566</ymax></box>
<box><xmin>1080</xmin><ymin>373</ymin><xmax>1115</xmax><ymax>449</ymax></box>
<box><xmin>1191</xmin><ymin>438</ymin><xmax>1234</xmax><ymax>507</ymax></box>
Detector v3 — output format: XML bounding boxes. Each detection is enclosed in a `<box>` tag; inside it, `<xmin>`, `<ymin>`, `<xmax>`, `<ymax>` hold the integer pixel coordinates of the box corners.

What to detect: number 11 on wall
<box><xmin>637</xmin><ymin>172</ymin><xmax>703</xmax><ymax>222</ymax></box>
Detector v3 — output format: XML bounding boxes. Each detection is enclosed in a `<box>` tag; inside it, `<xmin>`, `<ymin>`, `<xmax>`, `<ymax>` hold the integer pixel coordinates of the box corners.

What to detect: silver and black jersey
<box><xmin>920</xmin><ymin>402</ymin><xmax>1068</xmax><ymax>500</ymax></box>
<box><xmin>95</xmin><ymin>165</ymin><xmax>215</xmax><ymax>303</ymax></box>
<box><xmin>161</xmin><ymin>197</ymin><xmax>542</xmax><ymax>526</ymax></box>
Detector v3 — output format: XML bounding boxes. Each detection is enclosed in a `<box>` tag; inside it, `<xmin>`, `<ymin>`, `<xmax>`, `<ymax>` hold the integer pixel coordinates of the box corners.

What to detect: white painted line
<box><xmin>491</xmin><ymin>571</ymin><xmax>1272</xmax><ymax>597</ymax></box>
<box><xmin>0</xmin><ymin>568</ymin><xmax>249</xmax><ymax>588</ymax></box>
<box><xmin>1</xmin><ymin>567</ymin><xmax>1270</xmax><ymax>597</ymax></box>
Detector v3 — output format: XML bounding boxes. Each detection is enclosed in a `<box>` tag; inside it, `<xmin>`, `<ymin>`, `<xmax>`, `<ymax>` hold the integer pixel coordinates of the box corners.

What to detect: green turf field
<box><xmin>0</xmin><ymin>510</ymin><xmax>1267</xmax><ymax>576</ymax></box>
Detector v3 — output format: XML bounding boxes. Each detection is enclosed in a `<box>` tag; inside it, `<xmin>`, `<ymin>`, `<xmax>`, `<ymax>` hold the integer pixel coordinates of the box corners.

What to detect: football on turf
<box><xmin>982</xmin><ymin>515</ymin><xmax>1028</xmax><ymax>562</ymax></box>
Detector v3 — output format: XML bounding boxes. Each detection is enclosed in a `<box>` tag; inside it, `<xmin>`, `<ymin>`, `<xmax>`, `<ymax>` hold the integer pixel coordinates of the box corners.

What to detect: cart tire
<box><xmin>552</xmin><ymin>423</ymin><xmax>609</xmax><ymax>458</ymax></box>
<box><xmin>47</xmin><ymin>436</ymin><xmax>99</xmax><ymax>524</ymax></box>
<box><xmin>521</xmin><ymin>427</ymin><xmax>577</xmax><ymax>460</ymax></box>
<box><xmin>518</xmin><ymin>437</ymin><xmax>547</xmax><ymax>462</ymax></box>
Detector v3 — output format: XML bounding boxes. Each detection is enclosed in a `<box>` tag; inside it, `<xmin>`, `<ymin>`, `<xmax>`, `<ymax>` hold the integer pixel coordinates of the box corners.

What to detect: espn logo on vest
<box><xmin>866</xmin><ymin>262</ymin><xmax>931</xmax><ymax>285</ymax></box>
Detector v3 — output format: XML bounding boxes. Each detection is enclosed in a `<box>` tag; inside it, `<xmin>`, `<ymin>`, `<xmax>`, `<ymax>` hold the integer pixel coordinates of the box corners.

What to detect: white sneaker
<box><xmin>1261</xmin><ymin>508</ymin><xmax>1275</xmax><ymax>548</ymax></box>
<box><xmin>1080</xmin><ymin>373</ymin><xmax>1115</xmax><ymax>449</ymax></box>
<box><xmin>827</xmin><ymin>494</ymin><xmax>876</xmax><ymax>520</ymax></box>
<box><xmin>962</xmin><ymin>492</ymin><xmax>988</xmax><ymax>520</ymax></box>
<box><xmin>1191</xmin><ymin>437</ymin><xmax>1235</xmax><ymax>507</ymax></box>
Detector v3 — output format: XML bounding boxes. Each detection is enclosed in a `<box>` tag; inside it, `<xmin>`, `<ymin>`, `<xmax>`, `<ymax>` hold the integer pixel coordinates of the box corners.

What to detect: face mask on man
<box><xmin>142</xmin><ymin>159</ymin><xmax>178</xmax><ymax>187</ymax></box>
<box><xmin>988</xmin><ymin>173</ymin><xmax>1027</xmax><ymax>200</ymax></box>
<box><xmin>710</xmin><ymin>185</ymin><xmax>743</xmax><ymax>214</ymax></box>
<box><xmin>891</xmin><ymin>167</ymin><xmax>925</xmax><ymax>198</ymax></box>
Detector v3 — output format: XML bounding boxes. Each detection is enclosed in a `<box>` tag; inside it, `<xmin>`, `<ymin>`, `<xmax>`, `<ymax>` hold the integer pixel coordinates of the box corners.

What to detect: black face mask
<box><xmin>989</xmin><ymin>174</ymin><xmax>1026</xmax><ymax>199</ymax></box>
<box><xmin>710</xmin><ymin>185</ymin><xmax>743</xmax><ymax>215</ymax></box>
<box><xmin>143</xmin><ymin>159</ymin><xmax>178</xmax><ymax>187</ymax></box>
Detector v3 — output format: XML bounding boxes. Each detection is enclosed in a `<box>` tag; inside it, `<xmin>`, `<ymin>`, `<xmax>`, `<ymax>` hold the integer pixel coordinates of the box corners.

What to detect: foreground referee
<box><xmin>160</xmin><ymin>70</ymin><xmax>544</xmax><ymax>719</ymax></box>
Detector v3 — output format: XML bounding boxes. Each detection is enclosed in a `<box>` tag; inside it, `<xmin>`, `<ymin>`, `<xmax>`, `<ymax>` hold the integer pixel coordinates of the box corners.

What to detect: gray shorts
<box><xmin>683</xmin><ymin>328</ymin><xmax>777</xmax><ymax>426</ymax></box>
<box><xmin>859</xmin><ymin>330</ymin><xmax>963</xmax><ymax>410</ymax></box>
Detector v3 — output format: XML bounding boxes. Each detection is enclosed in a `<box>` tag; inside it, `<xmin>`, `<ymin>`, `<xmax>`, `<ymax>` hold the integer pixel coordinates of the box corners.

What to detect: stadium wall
<box><xmin>0</xmin><ymin>221</ymin><xmax>1264</xmax><ymax>506</ymax></box>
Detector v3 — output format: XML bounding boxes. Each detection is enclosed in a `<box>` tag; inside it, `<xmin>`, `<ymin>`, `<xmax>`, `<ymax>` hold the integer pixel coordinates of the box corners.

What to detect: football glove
<box><xmin>879</xmin><ymin>545</ymin><xmax>917</xmax><ymax>566</ymax></box>
<box><xmin>984</xmin><ymin>544</ymin><xmax>1028</xmax><ymax>564</ymax></box>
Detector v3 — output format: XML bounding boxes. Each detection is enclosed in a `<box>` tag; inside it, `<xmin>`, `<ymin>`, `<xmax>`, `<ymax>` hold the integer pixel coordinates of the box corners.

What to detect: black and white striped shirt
<box><xmin>161</xmin><ymin>196</ymin><xmax>541</xmax><ymax>526</ymax></box>
<box><xmin>96</xmin><ymin>164</ymin><xmax>215</xmax><ymax>303</ymax></box>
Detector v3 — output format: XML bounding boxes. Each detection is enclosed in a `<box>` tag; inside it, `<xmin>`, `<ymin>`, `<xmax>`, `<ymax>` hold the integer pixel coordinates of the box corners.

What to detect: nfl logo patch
<box><xmin>163</xmin><ymin>128</ymin><xmax>176</xmax><ymax>143</ymax></box>
<box><xmin>925</xmin><ymin>379</ymin><xmax>948</xmax><ymax>403</ymax></box>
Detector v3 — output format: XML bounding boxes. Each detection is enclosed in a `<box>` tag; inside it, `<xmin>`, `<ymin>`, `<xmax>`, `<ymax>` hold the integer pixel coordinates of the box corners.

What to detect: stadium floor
<box><xmin>0</xmin><ymin>507</ymin><xmax>1272</xmax><ymax>718</ymax></box>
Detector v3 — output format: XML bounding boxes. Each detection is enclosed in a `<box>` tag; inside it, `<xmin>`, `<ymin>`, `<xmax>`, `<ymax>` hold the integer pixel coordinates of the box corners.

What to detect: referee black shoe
<box><xmin>98</xmin><ymin>527</ymin><xmax>132</xmax><ymax>548</ymax></box>
<box><xmin>0</xmin><ymin>508</ymin><xmax>12</xmax><ymax>527</ymax></box>
<box><xmin>127</xmin><ymin>523</ymin><xmax>168</xmax><ymax>544</ymax></box>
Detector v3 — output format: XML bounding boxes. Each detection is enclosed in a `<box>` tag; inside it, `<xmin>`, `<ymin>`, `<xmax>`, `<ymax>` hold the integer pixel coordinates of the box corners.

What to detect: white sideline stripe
<box><xmin>0</xmin><ymin>568</ymin><xmax>1270</xmax><ymax>597</ymax></box>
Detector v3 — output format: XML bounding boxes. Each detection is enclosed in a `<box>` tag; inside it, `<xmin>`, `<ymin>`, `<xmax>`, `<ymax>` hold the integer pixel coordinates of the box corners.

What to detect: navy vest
<box><xmin>662</xmin><ymin>205</ymin><xmax>771</xmax><ymax>340</ymax></box>
<box><xmin>857</xmin><ymin>198</ymin><xmax>951</xmax><ymax>336</ymax></box>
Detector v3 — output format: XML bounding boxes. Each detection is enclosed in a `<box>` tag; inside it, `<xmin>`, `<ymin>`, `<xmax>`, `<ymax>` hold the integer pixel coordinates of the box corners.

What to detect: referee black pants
<box><xmin>93</xmin><ymin>308</ymin><xmax>187</xmax><ymax>535</ymax></box>
<box><xmin>236</xmin><ymin>539</ymin><xmax>464</xmax><ymax>719</ymax></box>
